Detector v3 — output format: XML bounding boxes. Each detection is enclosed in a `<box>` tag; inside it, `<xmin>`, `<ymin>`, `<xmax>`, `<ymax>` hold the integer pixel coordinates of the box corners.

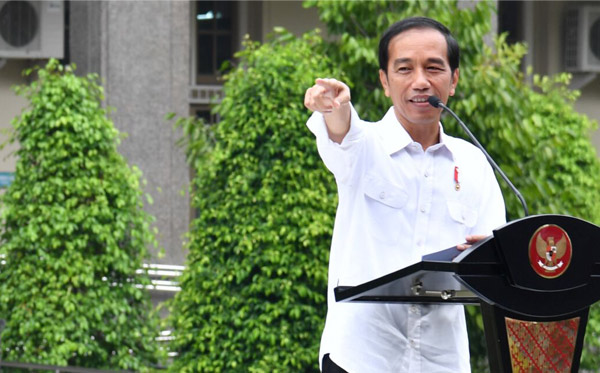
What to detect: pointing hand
<box><xmin>304</xmin><ymin>78</ymin><xmax>351</xmax><ymax>114</ymax></box>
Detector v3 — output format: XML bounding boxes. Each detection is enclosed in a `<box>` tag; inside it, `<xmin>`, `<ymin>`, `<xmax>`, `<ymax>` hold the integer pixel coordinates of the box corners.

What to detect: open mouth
<box><xmin>409</xmin><ymin>97</ymin><xmax>431</xmax><ymax>104</ymax></box>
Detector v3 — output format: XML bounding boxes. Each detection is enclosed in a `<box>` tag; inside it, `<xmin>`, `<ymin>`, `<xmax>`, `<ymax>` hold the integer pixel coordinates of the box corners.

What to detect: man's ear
<box><xmin>379</xmin><ymin>69</ymin><xmax>390</xmax><ymax>97</ymax></box>
<box><xmin>449</xmin><ymin>68</ymin><xmax>459</xmax><ymax>97</ymax></box>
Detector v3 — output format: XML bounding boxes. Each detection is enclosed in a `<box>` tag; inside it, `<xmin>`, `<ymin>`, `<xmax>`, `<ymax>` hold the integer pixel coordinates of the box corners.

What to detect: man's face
<box><xmin>379</xmin><ymin>28</ymin><xmax>459</xmax><ymax>132</ymax></box>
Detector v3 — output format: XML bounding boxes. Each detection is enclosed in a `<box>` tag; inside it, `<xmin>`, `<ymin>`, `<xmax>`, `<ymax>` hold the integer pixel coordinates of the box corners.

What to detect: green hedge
<box><xmin>0</xmin><ymin>60</ymin><xmax>161</xmax><ymax>370</ymax></box>
<box><xmin>168</xmin><ymin>31</ymin><xmax>341</xmax><ymax>372</ymax></box>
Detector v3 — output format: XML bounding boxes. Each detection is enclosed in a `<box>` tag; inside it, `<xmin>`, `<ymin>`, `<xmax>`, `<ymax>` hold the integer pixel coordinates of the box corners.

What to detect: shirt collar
<box><xmin>379</xmin><ymin>106</ymin><xmax>456</xmax><ymax>161</ymax></box>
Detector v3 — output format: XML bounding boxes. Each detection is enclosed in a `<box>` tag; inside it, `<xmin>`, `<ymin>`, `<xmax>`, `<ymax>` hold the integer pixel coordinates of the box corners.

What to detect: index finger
<box><xmin>315</xmin><ymin>78</ymin><xmax>350</xmax><ymax>107</ymax></box>
<box><xmin>315</xmin><ymin>78</ymin><xmax>344</xmax><ymax>91</ymax></box>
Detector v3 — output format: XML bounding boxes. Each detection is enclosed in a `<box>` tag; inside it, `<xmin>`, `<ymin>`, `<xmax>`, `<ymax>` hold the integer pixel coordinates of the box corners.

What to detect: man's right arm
<box><xmin>304</xmin><ymin>78</ymin><xmax>351</xmax><ymax>144</ymax></box>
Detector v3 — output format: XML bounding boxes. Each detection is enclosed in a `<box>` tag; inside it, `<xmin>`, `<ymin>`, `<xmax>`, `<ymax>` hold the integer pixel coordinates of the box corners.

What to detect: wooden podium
<box><xmin>334</xmin><ymin>214</ymin><xmax>600</xmax><ymax>372</ymax></box>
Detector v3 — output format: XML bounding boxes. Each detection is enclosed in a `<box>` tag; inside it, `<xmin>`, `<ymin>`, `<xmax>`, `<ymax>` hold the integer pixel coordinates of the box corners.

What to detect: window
<box><xmin>194</xmin><ymin>107</ymin><xmax>218</xmax><ymax>125</ymax></box>
<box><xmin>194</xmin><ymin>1</ymin><xmax>235</xmax><ymax>84</ymax></box>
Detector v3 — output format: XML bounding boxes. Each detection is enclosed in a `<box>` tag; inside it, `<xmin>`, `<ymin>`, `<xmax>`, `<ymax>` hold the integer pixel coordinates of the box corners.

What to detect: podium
<box><xmin>334</xmin><ymin>214</ymin><xmax>600</xmax><ymax>372</ymax></box>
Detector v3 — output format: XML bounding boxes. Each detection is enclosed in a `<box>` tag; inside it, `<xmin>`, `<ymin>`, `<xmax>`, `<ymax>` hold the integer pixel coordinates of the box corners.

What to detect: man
<box><xmin>304</xmin><ymin>17</ymin><xmax>506</xmax><ymax>372</ymax></box>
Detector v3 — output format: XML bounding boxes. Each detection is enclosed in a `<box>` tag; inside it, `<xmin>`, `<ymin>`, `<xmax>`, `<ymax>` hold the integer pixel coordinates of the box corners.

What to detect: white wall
<box><xmin>261</xmin><ymin>1</ymin><xmax>324</xmax><ymax>38</ymax></box>
<box><xmin>528</xmin><ymin>1</ymin><xmax>600</xmax><ymax>153</ymax></box>
<box><xmin>0</xmin><ymin>59</ymin><xmax>29</xmax><ymax>173</ymax></box>
<box><xmin>577</xmin><ymin>78</ymin><xmax>600</xmax><ymax>151</ymax></box>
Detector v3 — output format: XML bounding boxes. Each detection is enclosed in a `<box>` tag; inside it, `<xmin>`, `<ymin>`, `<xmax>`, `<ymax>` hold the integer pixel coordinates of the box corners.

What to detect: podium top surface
<box><xmin>335</xmin><ymin>214</ymin><xmax>600</xmax><ymax>318</ymax></box>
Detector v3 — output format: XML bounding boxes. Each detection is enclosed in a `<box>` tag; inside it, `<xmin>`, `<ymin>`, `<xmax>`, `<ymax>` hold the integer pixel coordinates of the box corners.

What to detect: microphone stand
<box><xmin>428</xmin><ymin>96</ymin><xmax>529</xmax><ymax>217</ymax></box>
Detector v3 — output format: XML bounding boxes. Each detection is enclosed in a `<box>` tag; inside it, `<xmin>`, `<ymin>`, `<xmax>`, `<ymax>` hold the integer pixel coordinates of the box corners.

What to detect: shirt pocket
<box><xmin>446</xmin><ymin>200</ymin><xmax>478</xmax><ymax>228</ymax></box>
<box><xmin>363</xmin><ymin>174</ymin><xmax>408</xmax><ymax>244</ymax></box>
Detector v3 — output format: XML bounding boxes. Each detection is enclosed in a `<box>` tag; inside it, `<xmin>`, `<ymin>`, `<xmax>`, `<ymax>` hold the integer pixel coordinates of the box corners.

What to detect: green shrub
<box><xmin>0</xmin><ymin>59</ymin><xmax>161</xmax><ymax>370</ymax></box>
<box><xmin>168</xmin><ymin>31</ymin><xmax>341</xmax><ymax>372</ymax></box>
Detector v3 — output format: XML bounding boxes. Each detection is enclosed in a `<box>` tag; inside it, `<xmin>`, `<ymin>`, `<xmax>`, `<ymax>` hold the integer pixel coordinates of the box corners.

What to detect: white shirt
<box><xmin>307</xmin><ymin>106</ymin><xmax>506</xmax><ymax>372</ymax></box>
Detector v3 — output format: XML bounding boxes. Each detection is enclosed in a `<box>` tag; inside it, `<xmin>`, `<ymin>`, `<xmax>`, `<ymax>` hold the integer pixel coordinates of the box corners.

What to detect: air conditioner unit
<box><xmin>564</xmin><ymin>6</ymin><xmax>600</xmax><ymax>72</ymax></box>
<box><xmin>0</xmin><ymin>0</ymin><xmax>64</xmax><ymax>59</ymax></box>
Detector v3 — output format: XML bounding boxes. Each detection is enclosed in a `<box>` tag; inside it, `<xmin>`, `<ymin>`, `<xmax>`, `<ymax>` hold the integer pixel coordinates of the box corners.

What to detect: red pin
<box><xmin>454</xmin><ymin>166</ymin><xmax>460</xmax><ymax>191</ymax></box>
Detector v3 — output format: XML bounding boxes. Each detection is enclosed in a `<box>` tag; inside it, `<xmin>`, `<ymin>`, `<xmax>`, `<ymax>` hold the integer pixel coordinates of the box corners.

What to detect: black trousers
<box><xmin>322</xmin><ymin>353</ymin><xmax>348</xmax><ymax>373</ymax></box>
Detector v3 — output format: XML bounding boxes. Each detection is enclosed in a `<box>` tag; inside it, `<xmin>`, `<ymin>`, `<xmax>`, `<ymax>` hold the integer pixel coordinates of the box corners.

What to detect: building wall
<box><xmin>261</xmin><ymin>1</ymin><xmax>323</xmax><ymax>38</ymax></box>
<box><xmin>528</xmin><ymin>1</ymin><xmax>600</xmax><ymax>151</ymax></box>
<box><xmin>0</xmin><ymin>59</ymin><xmax>29</xmax><ymax>174</ymax></box>
<box><xmin>578</xmin><ymin>79</ymin><xmax>600</xmax><ymax>148</ymax></box>
<box><xmin>530</xmin><ymin>1</ymin><xmax>564</xmax><ymax>75</ymax></box>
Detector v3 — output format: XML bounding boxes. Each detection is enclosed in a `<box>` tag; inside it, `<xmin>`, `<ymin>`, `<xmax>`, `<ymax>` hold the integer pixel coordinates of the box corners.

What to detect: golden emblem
<box><xmin>536</xmin><ymin>234</ymin><xmax>567</xmax><ymax>270</ymax></box>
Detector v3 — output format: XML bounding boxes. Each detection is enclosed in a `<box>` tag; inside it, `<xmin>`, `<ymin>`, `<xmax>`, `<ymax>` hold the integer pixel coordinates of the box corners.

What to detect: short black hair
<box><xmin>378</xmin><ymin>17</ymin><xmax>459</xmax><ymax>74</ymax></box>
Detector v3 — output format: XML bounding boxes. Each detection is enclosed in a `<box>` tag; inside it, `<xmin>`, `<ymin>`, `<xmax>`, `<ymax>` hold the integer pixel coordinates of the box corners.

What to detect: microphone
<box><xmin>428</xmin><ymin>96</ymin><xmax>529</xmax><ymax>216</ymax></box>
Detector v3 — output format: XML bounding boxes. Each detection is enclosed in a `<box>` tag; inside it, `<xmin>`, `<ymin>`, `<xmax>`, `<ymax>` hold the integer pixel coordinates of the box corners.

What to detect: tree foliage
<box><xmin>168</xmin><ymin>31</ymin><xmax>341</xmax><ymax>372</ymax></box>
<box><xmin>0</xmin><ymin>59</ymin><xmax>161</xmax><ymax>370</ymax></box>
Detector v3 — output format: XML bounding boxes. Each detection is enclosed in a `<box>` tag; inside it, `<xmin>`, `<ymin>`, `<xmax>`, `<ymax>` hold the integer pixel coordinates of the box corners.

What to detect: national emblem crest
<box><xmin>528</xmin><ymin>224</ymin><xmax>572</xmax><ymax>278</ymax></box>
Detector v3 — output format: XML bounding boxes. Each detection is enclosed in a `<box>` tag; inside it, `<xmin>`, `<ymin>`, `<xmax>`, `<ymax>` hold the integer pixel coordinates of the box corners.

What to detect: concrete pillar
<box><xmin>69</xmin><ymin>1</ymin><xmax>191</xmax><ymax>265</ymax></box>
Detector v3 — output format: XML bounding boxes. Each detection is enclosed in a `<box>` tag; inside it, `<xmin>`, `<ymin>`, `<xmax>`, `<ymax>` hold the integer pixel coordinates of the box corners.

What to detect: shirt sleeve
<box><xmin>305</xmin><ymin>104</ymin><xmax>365</xmax><ymax>184</ymax></box>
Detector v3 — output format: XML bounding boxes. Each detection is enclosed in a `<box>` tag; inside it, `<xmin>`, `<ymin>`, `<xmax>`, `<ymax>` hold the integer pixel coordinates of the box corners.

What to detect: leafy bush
<box><xmin>0</xmin><ymin>59</ymin><xmax>161</xmax><ymax>370</ymax></box>
<box><xmin>168</xmin><ymin>31</ymin><xmax>341</xmax><ymax>372</ymax></box>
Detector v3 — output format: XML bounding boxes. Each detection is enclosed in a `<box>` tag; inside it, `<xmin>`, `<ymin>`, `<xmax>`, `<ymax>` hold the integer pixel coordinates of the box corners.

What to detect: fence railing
<box><xmin>0</xmin><ymin>255</ymin><xmax>184</xmax><ymax>294</ymax></box>
<box><xmin>139</xmin><ymin>263</ymin><xmax>184</xmax><ymax>293</ymax></box>
<box><xmin>188</xmin><ymin>84</ymin><xmax>224</xmax><ymax>104</ymax></box>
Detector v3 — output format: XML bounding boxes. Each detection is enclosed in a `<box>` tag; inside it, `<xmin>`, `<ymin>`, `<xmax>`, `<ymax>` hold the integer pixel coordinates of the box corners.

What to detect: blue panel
<box><xmin>0</xmin><ymin>172</ymin><xmax>15</xmax><ymax>187</ymax></box>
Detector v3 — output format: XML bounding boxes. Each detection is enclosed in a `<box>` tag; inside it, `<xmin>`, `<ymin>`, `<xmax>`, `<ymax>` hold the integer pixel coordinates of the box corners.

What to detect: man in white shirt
<box><xmin>304</xmin><ymin>17</ymin><xmax>506</xmax><ymax>372</ymax></box>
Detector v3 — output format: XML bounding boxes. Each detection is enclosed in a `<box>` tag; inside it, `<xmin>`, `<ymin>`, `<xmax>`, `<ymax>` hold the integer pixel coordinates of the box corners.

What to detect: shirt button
<box><xmin>420</xmin><ymin>206</ymin><xmax>426</xmax><ymax>213</ymax></box>
<box><xmin>424</xmin><ymin>171</ymin><xmax>430</xmax><ymax>178</ymax></box>
<box><xmin>379</xmin><ymin>191</ymin><xmax>386</xmax><ymax>200</ymax></box>
<box><xmin>409</xmin><ymin>339</ymin><xmax>416</xmax><ymax>348</ymax></box>
<box><xmin>410</xmin><ymin>305</ymin><xmax>418</xmax><ymax>313</ymax></box>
